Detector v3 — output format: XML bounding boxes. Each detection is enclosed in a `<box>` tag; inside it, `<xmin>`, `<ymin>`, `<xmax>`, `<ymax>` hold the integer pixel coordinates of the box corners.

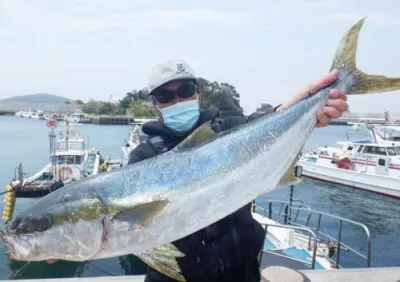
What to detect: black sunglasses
<box><xmin>152</xmin><ymin>82</ymin><xmax>198</xmax><ymax>104</ymax></box>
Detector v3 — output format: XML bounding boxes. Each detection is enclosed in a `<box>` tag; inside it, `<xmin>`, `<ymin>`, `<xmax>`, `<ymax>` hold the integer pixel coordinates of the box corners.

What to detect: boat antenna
<box><xmin>370</xmin><ymin>123</ymin><xmax>379</xmax><ymax>144</ymax></box>
<box><xmin>65</xmin><ymin>118</ymin><xmax>69</xmax><ymax>152</ymax></box>
<box><xmin>384</xmin><ymin>111</ymin><xmax>389</xmax><ymax>140</ymax></box>
<box><xmin>46</xmin><ymin>118</ymin><xmax>58</xmax><ymax>179</ymax></box>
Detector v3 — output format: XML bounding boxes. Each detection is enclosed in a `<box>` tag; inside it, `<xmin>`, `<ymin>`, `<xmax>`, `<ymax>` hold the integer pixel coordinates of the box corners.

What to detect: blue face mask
<box><xmin>158</xmin><ymin>99</ymin><xmax>200</xmax><ymax>133</ymax></box>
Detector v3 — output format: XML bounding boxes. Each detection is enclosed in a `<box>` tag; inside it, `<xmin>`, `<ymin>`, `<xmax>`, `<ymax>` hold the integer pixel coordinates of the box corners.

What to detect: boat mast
<box><xmin>49</xmin><ymin>130</ymin><xmax>56</xmax><ymax>177</ymax></box>
<box><xmin>46</xmin><ymin>119</ymin><xmax>58</xmax><ymax>179</ymax></box>
<box><xmin>65</xmin><ymin>118</ymin><xmax>69</xmax><ymax>152</ymax></box>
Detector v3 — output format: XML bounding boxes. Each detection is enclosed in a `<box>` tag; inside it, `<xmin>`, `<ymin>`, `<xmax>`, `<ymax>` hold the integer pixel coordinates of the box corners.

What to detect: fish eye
<box><xmin>10</xmin><ymin>215</ymin><xmax>53</xmax><ymax>234</ymax></box>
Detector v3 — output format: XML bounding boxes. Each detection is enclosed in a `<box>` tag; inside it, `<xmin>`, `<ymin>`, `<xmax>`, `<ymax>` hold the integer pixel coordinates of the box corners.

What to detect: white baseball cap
<box><xmin>148</xmin><ymin>59</ymin><xmax>197</xmax><ymax>95</ymax></box>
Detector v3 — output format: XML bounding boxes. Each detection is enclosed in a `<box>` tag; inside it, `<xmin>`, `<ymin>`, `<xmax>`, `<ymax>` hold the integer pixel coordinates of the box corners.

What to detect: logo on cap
<box><xmin>176</xmin><ymin>63</ymin><xmax>186</xmax><ymax>73</ymax></box>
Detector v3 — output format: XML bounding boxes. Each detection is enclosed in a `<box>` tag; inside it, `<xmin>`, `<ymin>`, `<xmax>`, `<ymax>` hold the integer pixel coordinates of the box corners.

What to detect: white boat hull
<box><xmin>298</xmin><ymin>159</ymin><xmax>400</xmax><ymax>199</ymax></box>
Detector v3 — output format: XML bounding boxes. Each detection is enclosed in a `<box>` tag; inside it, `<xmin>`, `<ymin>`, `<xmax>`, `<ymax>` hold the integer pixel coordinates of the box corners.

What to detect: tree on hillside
<box><xmin>79</xmin><ymin>79</ymin><xmax>245</xmax><ymax>117</ymax></box>
<box><xmin>118</xmin><ymin>89</ymin><xmax>155</xmax><ymax>117</ymax></box>
<box><xmin>197</xmin><ymin>78</ymin><xmax>243</xmax><ymax>117</ymax></box>
<box><xmin>131</xmin><ymin>100</ymin><xmax>156</xmax><ymax>117</ymax></box>
<box><xmin>119</xmin><ymin>89</ymin><xmax>150</xmax><ymax>109</ymax></box>
<box><xmin>80</xmin><ymin>99</ymin><xmax>121</xmax><ymax>115</ymax></box>
<box><xmin>256</xmin><ymin>103</ymin><xmax>274</xmax><ymax>113</ymax></box>
<box><xmin>127</xmin><ymin>89</ymin><xmax>149</xmax><ymax>101</ymax></box>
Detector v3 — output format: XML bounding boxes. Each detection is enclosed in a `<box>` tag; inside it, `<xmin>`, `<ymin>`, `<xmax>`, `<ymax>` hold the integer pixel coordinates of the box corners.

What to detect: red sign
<box><xmin>47</xmin><ymin>119</ymin><xmax>58</xmax><ymax>129</ymax></box>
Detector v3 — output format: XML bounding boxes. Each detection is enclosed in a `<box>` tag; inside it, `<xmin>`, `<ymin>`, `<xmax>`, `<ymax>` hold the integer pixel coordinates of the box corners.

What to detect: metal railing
<box><xmin>258</xmin><ymin>222</ymin><xmax>318</xmax><ymax>269</ymax></box>
<box><xmin>261</xmin><ymin>200</ymin><xmax>372</xmax><ymax>268</ymax></box>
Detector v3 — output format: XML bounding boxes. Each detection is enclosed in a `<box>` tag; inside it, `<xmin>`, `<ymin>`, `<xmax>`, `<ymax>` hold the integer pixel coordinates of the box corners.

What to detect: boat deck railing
<box><xmin>258</xmin><ymin>199</ymin><xmax>372</xmax><ymax>269</ymax></box>
<box><xmin>257</xmin><ymin>221</ymin><xmax>319</xmax><ymax>269</ymax></box>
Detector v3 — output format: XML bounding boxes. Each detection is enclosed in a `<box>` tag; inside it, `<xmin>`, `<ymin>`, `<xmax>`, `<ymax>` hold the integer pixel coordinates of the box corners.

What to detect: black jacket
<box><xmin>128</xmin><ymin>107</ymin><xmax>275</xmax><ymax>282</ymax></box>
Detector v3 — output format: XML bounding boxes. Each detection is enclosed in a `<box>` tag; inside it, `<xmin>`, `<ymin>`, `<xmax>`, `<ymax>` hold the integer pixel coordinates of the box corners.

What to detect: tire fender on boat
<box><xmin>336</xmin><ymin>157</ymin><xmax>353</xmax><ymax>170</ymax></box>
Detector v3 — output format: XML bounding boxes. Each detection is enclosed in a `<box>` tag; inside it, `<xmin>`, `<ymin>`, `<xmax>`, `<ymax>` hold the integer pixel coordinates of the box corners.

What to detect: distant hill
<box><xmin>0</xmin><ymin>93</ymin><xmax>72</xmax><ymax>104</ymax></box>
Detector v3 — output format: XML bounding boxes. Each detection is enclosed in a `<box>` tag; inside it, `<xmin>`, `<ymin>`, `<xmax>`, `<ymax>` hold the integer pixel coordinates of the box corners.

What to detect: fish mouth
<box><xmin>0</xmin><ymin>229</ymin><xmax>33</xmax><ymax>261</ymax></box>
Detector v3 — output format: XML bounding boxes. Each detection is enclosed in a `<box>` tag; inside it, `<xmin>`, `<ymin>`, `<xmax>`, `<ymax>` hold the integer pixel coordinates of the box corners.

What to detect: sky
<box><xmin>0</xmin><ymin>0</ymin><xmax>399</xmax><ymax>115</ymax></box>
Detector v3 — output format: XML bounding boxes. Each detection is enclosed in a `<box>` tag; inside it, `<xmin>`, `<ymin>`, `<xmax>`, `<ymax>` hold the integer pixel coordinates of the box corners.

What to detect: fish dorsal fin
<box><xmin>135</xmin><ymin>243</ymin><xmax>186</xmax><ymax>281</ymax></box>
<box><xmin>112</xmin><ymin>200</ymin><xmax>169</xmax><ymax>227</ymax></box>
<box><xmin>175</xmin><ymin>121</ymin><xmax>217</xmax><ymax>151</ymax></box>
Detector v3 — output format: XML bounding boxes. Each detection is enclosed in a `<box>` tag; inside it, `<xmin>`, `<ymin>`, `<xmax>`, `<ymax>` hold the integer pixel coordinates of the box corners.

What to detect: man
<box><xmin>128</xmin><ymin>59</ymin><xmax>348</xmax><ymax>282</ymax></box>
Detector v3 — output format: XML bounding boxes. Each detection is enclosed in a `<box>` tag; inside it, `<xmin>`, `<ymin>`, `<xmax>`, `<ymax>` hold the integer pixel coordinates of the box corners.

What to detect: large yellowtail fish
<box><xmin>1</xmin><ymin>18</ymin><xmax>399</xmax><ymax>281</ymax></box>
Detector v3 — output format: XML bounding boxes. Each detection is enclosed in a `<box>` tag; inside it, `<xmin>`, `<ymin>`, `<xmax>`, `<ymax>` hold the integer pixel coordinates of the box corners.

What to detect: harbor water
<box><xmin>0</xmin><ymin>115</ymin><xmax>400</xmax><ymax>279</ymax></box>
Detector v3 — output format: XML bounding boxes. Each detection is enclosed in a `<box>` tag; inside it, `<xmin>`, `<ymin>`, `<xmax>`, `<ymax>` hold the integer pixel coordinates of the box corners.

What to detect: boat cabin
<box><xmin>52</xmin><ymin>154</ymin><xmax>83</xmax><ymax>165</ymax></box>
<box><xmin>377</xmin><ymin>126</ymin><xmax>400</xmax><ymax>142</ymax></box>
<box><xmin>355</xmin><ymin>144</ymin><xmax>400</xmax><ymax>156</ymax></box>
<box><xmin>50</xmin><ymin>132</ymin><xmax>88</xmax><ymax>166</ymax></box>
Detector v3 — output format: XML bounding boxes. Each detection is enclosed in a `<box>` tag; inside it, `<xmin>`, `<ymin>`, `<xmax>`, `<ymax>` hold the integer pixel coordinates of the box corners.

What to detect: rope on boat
<box><xmin>0</xmin><ymin>190</ymin><xmax>14</xmax><ymax>196</ymax></box>
<box><xmin>9</xmin><ymin>261</ymin><xmax>119</xmax><ymax>279</ymax></box>
<box><xmin>8</xmin><ymin>261</ymin><xmax>31</xmax><ymax>279</ymax></box>
<box><xmin>87</xmin><ymin>261</ymin><xmax>119</xmax><ymax>276</ymax></box>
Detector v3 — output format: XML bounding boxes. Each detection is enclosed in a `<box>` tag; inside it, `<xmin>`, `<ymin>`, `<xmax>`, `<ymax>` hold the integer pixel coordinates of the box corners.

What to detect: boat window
<box><xmin>363</xmin><ymin>146</ymin><xmax>375</xmax><ymax>154</ymax></box>
<box><xmin>375</xmin><ymin>147</ymin><xmax>388</xmax><ymax>156</ymax></box>
<box><xmin>357</xmin><ymin>146</ymin><xmax>364</xmax><ymax>153</ymax></box>
<box><xmin>363</xmin><ymin>146</ymin><xmax>387</xmax><ymax>156</ymax></box>
<box><xmin>56</xmin><ymin>141</ymin><xmax>84</xmax><ymax>151</ymax></box>
<box><xmin>75</xmin><ymin>155</ymin><xmax>82</xmax><ymax>164</ymax></box>
<box><xmin>396</xmin><ymin>147</ymin><xmax>400</xmax><ymax>155</ymax></box>
<box><xmin>69</xmin><ymin>142</ymin><xmax>84</xmax><ymax>150</ymax></box>
<box><xmin>66</xmin><ymin>155</ymin><xmax>74</xmax><ymax>164</ymax></box>
<box><xmin>387</xmin><ymin>147</ymin><xmax>397</xmax><ymax>156</ymax></box>
<box><xmin>347</xmin><ymin>146</ymin><xmax>353</xmax><ymax>151</ymax></box>
<box><xmin>378</xmin><ymin>159</ymin><xmax>386</xmax><ymax>166</ymax></box>
<box><xmin>57</xmin><ymin>156</ymin><xmax>66</xmax><ymax>164</ymax></box>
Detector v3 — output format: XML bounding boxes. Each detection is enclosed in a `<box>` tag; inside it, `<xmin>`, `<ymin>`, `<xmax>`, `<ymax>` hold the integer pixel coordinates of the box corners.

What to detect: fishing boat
<box><xmin>43</xmin><ymin>112</ymin><xmax>65</xmax><ymax>121</ymax></box>
<box><xmin>353</xmin><ymin>111</ymin><xmax>400</xmax><ymax>147</ymax></box>
<box><xmin>120</xmin><ymin>118</ymin><xmax>157</xmax><ymax>166</ymax></box>
<box><xmin>66</xmin><ymin>111</ymin><xmax>90</xmax><ymax>124</ymax></box>
<box><xmin>370</xmin><ymin>124</ymin><xmax>400</xmax><ymax>146</ymax></box>
<box><xmin>7</xmin><ymin>120</ymin><xmax>105</xmax><ymax>198</ymax></box>
<box><xmin>297</xmin><ymin>121</ymin><xmax>400</xmax><ymax>199</ymax></box>
<box><xmin>252</xmin><ymin>188</ymin><xmax>371</xmax><ymax>271</ymax></box>
<box><xmin>30</xmin><ymin>110</ymin><xmax>45</xmax><ymax>120</ymax></box>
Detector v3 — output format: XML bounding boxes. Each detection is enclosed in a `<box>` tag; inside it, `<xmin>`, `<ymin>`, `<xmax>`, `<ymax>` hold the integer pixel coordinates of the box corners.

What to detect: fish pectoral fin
<box><xmin>112</xmin><ymin>200</ymin><xmax>169</xmax><ymax>227</ymax></box>
<box><xmin>276</xmin><ymin>176</ymin><xmax>302</xmax><ymax>189</ymax></box>
<box><xmin>174</xmin><ymin>121</ymin><xmax>217</xmax><ymax>151</ymax></box>
<box><xmin>276</xmin><ymin>153</ymin><xmax>302</xmax><ymax>189</ymax></box>
<box><xmin>135</xmin><ymin>243</ymin><xmax>186</xmax><ymax>281</ymax></box>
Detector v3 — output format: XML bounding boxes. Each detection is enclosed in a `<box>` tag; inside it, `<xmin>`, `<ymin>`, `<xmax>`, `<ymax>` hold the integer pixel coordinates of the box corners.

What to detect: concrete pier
<box><xmin>2</xmin><ymin>267</ymin><xmax>400</xmax><ymax>282</ymax></box>
<box><xmin>0</xmin><ymin>110</ymin><xmax>15</xmax><ymax>116</ymax></box>
<box><xmin>263</xmin><ymin>266</ymin><xmax>400</xmax><ymax>281</ymax></box>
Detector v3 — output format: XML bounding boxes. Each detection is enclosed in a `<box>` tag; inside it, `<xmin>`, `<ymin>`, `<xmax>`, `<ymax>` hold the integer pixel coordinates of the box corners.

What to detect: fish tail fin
<box><xmin>135</xmin><ymin>243</ymin><xmax>186</xmax><ymax>281</ymax></box>
<box><xmin>331</xmin><ymin>17</ymin><xmax>400</xmax><ymax>94</ymax></box>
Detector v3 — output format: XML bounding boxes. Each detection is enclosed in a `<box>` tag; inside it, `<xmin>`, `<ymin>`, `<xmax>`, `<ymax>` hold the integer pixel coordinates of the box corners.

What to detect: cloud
<box><xmin>0</xmin><ymin>1</ymin><xmax>399</xmax><ymax>115</ymax></box>
<box><xmin>0</xmin><ymin>1</ymin><xmax>260</xmax><ymax>33</ymax></box>
<box><xmin>324</xmin><ymin>12</ymin><xmax>400</xmax><ymax>26</ymax></box>
<box><xmin>67</xmin><ymin>9</ymin><xmax>259</xmax><ymax>32</ymax></box>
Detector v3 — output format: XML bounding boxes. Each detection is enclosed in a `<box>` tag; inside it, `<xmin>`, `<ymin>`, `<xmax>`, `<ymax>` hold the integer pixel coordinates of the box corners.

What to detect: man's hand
<box><xmin>276</xmin><ymin>69</ymin><xmax>349</xmax><ymax>128</ymax></box>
